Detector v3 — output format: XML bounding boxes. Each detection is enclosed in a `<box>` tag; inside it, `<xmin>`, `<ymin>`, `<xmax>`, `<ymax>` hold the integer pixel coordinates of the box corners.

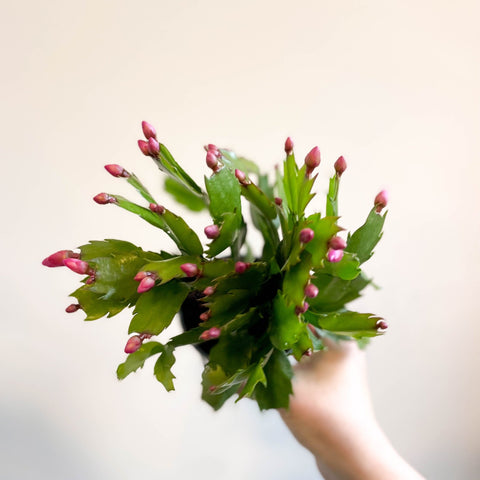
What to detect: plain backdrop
<box><xmin>2</xmin><ymin>1</ymin><xmax>479</xmax><ymax>478</ymax></box>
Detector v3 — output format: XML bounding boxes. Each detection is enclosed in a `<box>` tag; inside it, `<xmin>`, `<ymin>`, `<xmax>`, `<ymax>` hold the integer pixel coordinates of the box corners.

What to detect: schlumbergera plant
<box><xmin>43</xmin><ymin>121</ymin><xmax>389</xmax><ymax>411</ymax></box>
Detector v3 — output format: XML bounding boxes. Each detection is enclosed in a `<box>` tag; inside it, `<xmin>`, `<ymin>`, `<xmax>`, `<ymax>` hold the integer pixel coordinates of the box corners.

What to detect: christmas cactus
<box><xmin>43</xmin><ymin>121</ymin><xmax>388</xmax><ymax>411</ymax></box>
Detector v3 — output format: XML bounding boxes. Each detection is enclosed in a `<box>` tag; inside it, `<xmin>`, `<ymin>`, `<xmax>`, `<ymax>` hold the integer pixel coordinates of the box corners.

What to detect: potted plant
<box><xmin>43</xmin><ymin>121</ymin><xmax>388</xmax><ymax>411</ymax></box>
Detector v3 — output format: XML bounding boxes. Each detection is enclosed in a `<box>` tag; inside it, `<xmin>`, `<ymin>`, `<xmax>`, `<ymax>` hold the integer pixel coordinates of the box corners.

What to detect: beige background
<box><xmin>2</xmin><ymin>0</ymin><xmax>479</xmax><ymax>478</ymax></box>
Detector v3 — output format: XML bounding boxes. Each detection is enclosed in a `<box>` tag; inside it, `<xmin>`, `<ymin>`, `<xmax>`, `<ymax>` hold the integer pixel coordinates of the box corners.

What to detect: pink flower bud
<box><xmin>104</xmin><ymin>164</ymin><xmax>129</xmax><ymax>178</ymax></box>
<box><xmin>284</xmin><ymin>137</ymin><xmax>294</xmax><ymax>155</ymax></box>
<box><xmin>199</xmin><ymin>311</ymin><xmax>211</xmax><ymax>322</ymax></box>
<box><xmin>203</xmin><ymin>286</ymin><xmax>216</xmax><ymax>296</ymax></box>
<box><xmin>374</xmin><ymin>190</ymin><xmax>388</xmax><ymax>213</ymax></box>
<box><xmin>303</xmin><ymin>349</ymin><xmax>312</xmax><ymax>357</ymax></box>
<box><xmin>274</xmin><ymin>197</ymin><xmax>283</xmax><ymax>206</ymax></box>
<box><xmin>235</xmin><ymin>261</ymin><xmax>250</xmax><ymax>274</ymax></box>
<box><xmin>141</xmin><ymin>121</ymin><xmax>157</xmax><ymax>140</ymax></box>
<box><xmin>328</xmin><ymin>236</ymin><xmax>347</xmax><ymax>250</ymax></box>
<box><xmin>299</xmin><ymin>228</ymin><xmax>314</xmax><ymax>244</ymax></box>
<box><xmin>149</xmin><ymin>203</ymin><xmax>165</xmax><ymax>214</ymax></box>
<box><xmin>124</xmin><ymin>335</ymin><xmax>143</xmax><ymax>354</ymax></box>
<box><xmin>138</xmin><ymin>139</ymin><xmax>150</xmax><ymax>156</ymax></box>
<box><xmin>305</xmin><ymin>146</ymin><xmax>321</xmax><ymax>171</ymax></box>
<box><xmin>206</xmin><ymin>151</ymin><xmax>219</xmax><ymax>170</ymax></box>
<box><xmin>334</xmin><ymin>156</ymin><xmax>347</xmax><ymax>176</ymax></box>
<box><xmin>180</xmin><ymin>263</ymin><xmax>199</xmax><ymax>277</ymax></box>
<box><xmin>304</xmin><ymin>284</ymin><xmax>319</xmax><ymax>298</ymax></box>
<box><xmin>199</xmin><ymin>327</ymin><xmax>221</xmax><ymax>341</ymax></box>
<box><xmin>376</xmin><ymin>320</ymin><xmax>388</xmax><ymax>330</ymax></box>
<box><xmin>204</xmin><ymin>224</ymin><xmax>220</xmax><ymax>239</ymax></box>
<box><xmin>327</xmin><ymin>248</ymin><xmax>344</xmax><ymax>263</ymax></box>
<box><xmin>235</xmin><ymin>169</ymin><xmax>248</xmax><ymax>185</ymax></box>
<box><xmin>42</xmin><ymin>250</ymin><xmax>79</xmax><ymax>267</ymax></box>
<box><xmin>295</xmin><ymin>302</ymin><xmax>309</xmax><ymax>315</ymax></box>
<box><xmin>63</xmin><ymin>258</ymin><xmax>91</xmax><ymax>275</ymax></box>
<box><xmin>134</xmin><ymin>271</ymin><xmax>149</xmax><ymax>281</ymax></box>
<box><xmin>85</xmin><ymin>274</ymin><xmax>96</xmax><ymax>284</ymax></box>
<box><xmin>148</xmin><ymin>137</ymin><xmax>160</xmax><ymax>156</ymax></box>
<box><xmin>137</xmin><ymin>276</ymin><xmax>156</xmax><ymax>293</ymax></box>
<box><xmin>65</xmin><ymin>303</ymin><xmax>81</xmax><ymax>313</ymax></box>
<box><xmin>93</xmin><ymin>193</ymin><xmax>116</xmax><ymax>205</ymax></box>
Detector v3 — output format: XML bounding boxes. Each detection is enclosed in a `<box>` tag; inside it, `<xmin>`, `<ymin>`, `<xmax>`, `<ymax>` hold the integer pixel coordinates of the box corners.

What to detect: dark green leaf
<box><xmin>326</xmin><ymin>174</ymin><xmax>340</xmax><ymax>217</ymax></box>
<box><xmin>162</xmin><ymin>210</ymin><xmax>203</xmax><ymax>256</ymax></box>
<box><xmin>321</xmin><ymin>251</ymin><xmax>361</xmax><ymax>281</ymax></box>
<box><xmin>71</xmin><ymin>285</ymin><xmax>129</xmax><ymax>320</ymax></box>
<box><xmin>206</xmin><ymin>212</ymin><xmax>241</xmax><ymax>257</ymax></box>
<box><xmin>128</xmin><ymin>281</ymin><xmax>189</xmax><ymax>335</ymax></box>
<box><xmin>237</xmin><ymin>363</ymin><xmax>267</xmax><ymax>400</ymax></box>
<box><xmin>154</xmin><ymin>345</ymin><xmax>176</xmax><ymax>391</ymax></box>
<box><xmin>140</xmin><ymin>255</ymin><xmax>200</xmax><ymax>284</ymax></box>
<box><xmin>270</xmin><ymin>293</ymin><xmax>303</xmax><ymax>350</ymax></box>
<box><xmin>304</xmin><ymin>214</ymin><xmax>341</xmax><ymax>267</ymax></box>
<box><xmin>282</xmin><ymin>153</ymin><xmax>299</xmax><ymax>215</ymax></box>
<box><xmin>164</xmin><ymin>177</ymin><xmax>206</xmax><ymax>212</ymax></box>
<box><xmin>205</xmin><ymin>167</ymin><xmax>242</xmax><ymax>222</ymax></box>
<box><xmin>209</xmin><ymin>331</ymin><xmax>254</xmax><ymax>376</ymax></box>
<box><xmin>116</xmin><ymin>341</ymin><xmax>163</xmax><ymax>379</ymax></box>
<box><xmin>241</xmin><ymin>182</ymin><xmax>277</xmax><ymax>220</ymax></box>
<box><xmin>201</xmin><ymin>364</ymin><xmax>239</xmax><ymax>410</ymax></box>
<box><xmin>283</xmin><ymin>252</ymin><xmax>312</xmax><ymax>305</ymax></box>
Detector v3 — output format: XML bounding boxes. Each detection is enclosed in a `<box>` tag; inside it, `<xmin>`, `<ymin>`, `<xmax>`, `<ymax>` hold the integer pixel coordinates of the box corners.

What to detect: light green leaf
<box><xmin>270</xmin><ymin>293</ymin><xmax>303</xmax><ymax>350</ymax></box>
<box><xmin>164</xmin><ymin>177</ymin><xmax>206</xmax><ymax>212</ymax></box>
<box><xmin>154</xmin><ymin>345</ymin><xmax>176</xmax><ymax>391</ymax></box>
<box><xmin>117</xmin><ymin>341</ymin><xmax>163</xmax><ymax>379</ymax></box>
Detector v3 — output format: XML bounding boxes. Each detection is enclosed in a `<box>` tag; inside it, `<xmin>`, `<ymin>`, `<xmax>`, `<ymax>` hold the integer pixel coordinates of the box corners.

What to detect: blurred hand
<box><xmin>280</xmin><ymin>338</ymin><xmax>424</xmax><ymax>480</ymax></box>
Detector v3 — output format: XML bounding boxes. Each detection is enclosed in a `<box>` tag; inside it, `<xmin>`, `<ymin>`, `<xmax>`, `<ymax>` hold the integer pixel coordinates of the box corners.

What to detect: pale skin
<box><xmin>279</xmin><ymin>338</ymin><xmax>425</xmax><ymax>480</ymax></box>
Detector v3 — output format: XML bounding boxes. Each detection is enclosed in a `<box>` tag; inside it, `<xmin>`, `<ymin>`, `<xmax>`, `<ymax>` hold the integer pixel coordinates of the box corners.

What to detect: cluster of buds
<box><xmin>149</xmin><ymin>203</ymin><xmax>165</xmax><ymax>215</ymax></box>
<box><xmin>327</xmin><ymin>235</ymin><xmax>347</xmax><ymax>263</ymax></box>
<box><xmin>138</xmin><ymin>121</ymin><xmax>159</xmax><ymax>157</ymax></box>
<box><xmin>134</xmin><ymin>271</ymin><xmax>158</xmax><ymax>293</ymax></box>
<box><xmin>205</xmin><ymin>144</ymin><xmax>221</xmax><ymax>172</ymax></box>
<box><xmin>42</xmin><ymin>250</ymin><xmax>80</xmax><ymax>268</ymax></box>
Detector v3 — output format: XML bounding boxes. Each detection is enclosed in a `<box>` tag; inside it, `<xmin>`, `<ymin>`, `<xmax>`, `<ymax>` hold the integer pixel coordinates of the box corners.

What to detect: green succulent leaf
<box><xmin>206</xmin><ymin>212</ymin><xmax>241</xmax><ymax>257</ymax></box>
<box><xmin>126</xmin><ymin>173</ymin><xmax>157</xmax><ymax>204</ymax></box>
<box><xmin>209</xmin><ymin>331</ymin><xmax>254</xmax><ymax>376</ymax></box>
<box><xmin>128</xmin><ymin>281</ymin><xmax>189</xmax><ymax>335</ymax></box>
<box><xmin>140</xmin><ymin>255</ymin><xmax>200</xmax><ymax>284</ymax></box>
<box><xmin>345</xmin><ymin>207</ymin><xmax>387</xmax><ymax>264</ymax></box>
<box><xmin>282</xmin><ymin>152</ymin><xmax>299</xmax><ymax>215</ymax></box>
<box><xmin>237</xmin><ymin>363</ymin><xmax>267</xmax><ymax>400</ymax></box>
<box><xmin>254</xmin><ymin>349</ymin><xmax>293</xmax><ymax>410</ymax></box>
<box><xmin>326</xmin><ymin>173</ymin><xmax>340</xmax><ymax>217</ymax></box>
<box><xmin>241</xmin><ymin>182</ymin><xmax>277</xmax><ymax>220</ymax></box>
<box><xmin>117</xmin><ymin>341</ymin><xmax>163</xmax><ymax>380</ymax></box>
<box><xmin>270</xmin><ymin>293</ymin><xmax>303</xmax><ymax>350</ymax></box>
<box><xmin>219</xmin><ymin>149</ymin><xmax>260</xmax><ymax>175</ymax></box>
<box><xmin>154</xmin><ymin>345</ymin><xmax>176</xmax><ymax>391</ymax></box>
<box><xmin>71</xmin><ymin>286</ymin><xmax>129</xmax><ymax>320</ymax></box>
<box><xmin>283</xmin><ymin>251</ymin><xmax>312</xmax><ymax>306</ymax></box>
<box><xmin>164</xmin><ymin>177</ymin><xmax>206</xmax><ymax>212</ymax></box>
<box><xmin>304</xmin><ymin>214</ymin><xmax>342</xmax><ymax>267</ymax></box>
<box><xmin>201</xmin><ymin>364</ymin><xmax>240</xmax><ymax>410</ymax></box>
<box><xmin>205</xmin><ymin>167</ymin><xmax>242</xmax><ymax>221</ymax></box>
<box><xmin>321</xmin><ymin>251</ymin><xmax>361</xmax><ymax>281</ymax></box>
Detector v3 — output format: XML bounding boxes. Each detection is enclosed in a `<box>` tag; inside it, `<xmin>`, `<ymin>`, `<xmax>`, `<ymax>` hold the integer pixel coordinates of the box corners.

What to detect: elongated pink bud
<box><xmin>148</xmin><ymin>137</ymin><xmax>160</xmax><ymax>156</ymax></box>
<box><xmin>334</xmin><ymin>156</ymin><xmax>347</xmax><ymax>176</ymax></box>
<box><xmin>104</xmin><ymin>164</ymin><xmax>129</xmax><ymax>178</ymax></box>
<box><xmin>235</xmin><ymin>169</ymin><xmax>248</xmax><ymax>185</ymax></box>
<box><xmin>206</xmin><ymin>151</ymin><xmax>219</xmax><ymax>170</ymax></box>
<box><xmin>65</xmin><ymin>303</ymin><xmax>81</xmax><ymax>313</ymax></box>
<box><xmin>305</xmin><ymin>146</ymin><xmax>321</xmax><ymax>171</ymax></box>
<box><xmin>42</xmin><ymin>250</ymin><xmax>79</xmax><ymax>267</ymax></box>
<box><xmin>328</xmin><ymin>236</ymin><xmax>347</xmax><ymax>250</ymax></box>
<box><xmin>124</xmin><ymin>335</ymin><xmax>143</xmax><ymax>353</ymax></box>
<box><xmin>327</xmin><ymin>248</ymin><xmax>344</xmax><ymax>263</ymax></box>
<box><xmin>374</xmin><ymin>190</ymin><xmax>388</xmax><ymax>213</ymax></box>
<box><xmin>138</xmin><ymin>139</ymin><xmax>150</xmax><ymax>156</ymax></box>
<box><xmin>206</xmin><ymin>143</ymin><xmax>218</xmax><ymax>152</ymax></box>
<box><xmin>93</xmin><ymin>193</ymin><xmax>116</xmax><ymax>204</ymax></box>
<box><xmin>149</xmin><ymin>203</ymin><xmax>165</xmax><ymax>214</ymax></box>
<box><xmin>204</xmin><ymin>224</ymin><xmax>220</xmax><ymax>239</ymax></box>
<box><xmin>284</xmin><ymin>137</ymin><xmax>294</xmax><ymax>155</ymax></box>
<box><xmin>134</xmin><ymin>271</ymin><xmax>149</xmax><ymax>281</ymax></box>
<box><xmin>274</xmin><ymin>197</ymin><xmax>283</xmax><ymax>206</ymax></box>
<box><xmin>304</xmin><ymin>284</ymin><xmax>319</xmax><ymax>298</ymax></box>
<box><xmin>199</xmin><ymin>311</ymin><xmax>211</xmax><ymax>322</ymax></box>
<box><xmin>203</xmin><ymin>286</ymin><xmax>216</xmax><ymax>296</ymax></box>
<box><xmin>235</xmin><ymin>261</ymin><xmax>250</xmax><ymax>274</ymax></box>
<box><xmin>180</xmin><ymin>263</ymin><xmax>199</xmax><ymax>277</ymax></box>
<box><xmin>376</xmin><ymin>320</ymin><xmax>388</xmax><ymax>330</ymax></box>
<box><xmin>199</xmin><ymin>327</ymin><xmax>221</xmax><ymax>341</ymax></box>
<box><xmin>137</xmin><ymin>276</ymin><xmax>156</xmax><ymax>293</ymax></box>
<box><xmin>64</xmin><ymin>258</ymin><xmax>90</xmax><ymax>275</ymax></box>
<box><xmin>299</xmin><ymin>228</ymin><xmax>314</xmax><ymax>244</ymax></box>
<box><xmin>141</xmin><ymin>121</ymin><xmax>157</xmax><ymax>140</ymax></box>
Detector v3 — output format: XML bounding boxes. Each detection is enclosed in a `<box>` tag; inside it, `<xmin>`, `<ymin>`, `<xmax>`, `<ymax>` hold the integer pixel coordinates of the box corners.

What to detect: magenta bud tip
<box><xmin>137</xmin><ymin>276</ymin><xmax>156</xmax><ymax>293</ymax></box>
<box><xmin>295</xmin><ymin>302</ymin><xmax>309</xmax><ymax>315</ymax></box>
<box><xmin>148</xmin><ymin>137</ymin><xmax>160</xmax><ymax>156</ymax></box>
<box><xmin>204</xmin><ymin>224</ymin><xmax>220</xmax><ymax>239</ymax></box>
<box><xmin>234</xmin><ymin>261</ymin><xmax>250</xmax><ymax>274</ymax></box>
<box><xmin>141</xmin><ymin>121</ymin><xmax>157</xmax><ymax>140</ymax></box>
<box><xmin>206</xmin><ymin>151</ymin><xmax>219</xmax><ymax>170</ymax></box>
<box><xmin>376</xmin><ymin>320</ymin><xmax>388</xmax><ymax>330</ymax></box>
<box><xmin>374</xmin><ymin>190</ymin><xmax>388</xmax><ymax>213</ymax></box>
<box><xmin>199</xmin><ymin>327</ymin><xmax>221</xmax><ymax>341</ymax></box>
<box><xmin>334</xmin><ymin>156</ymin><xmax>347</xmax><ymax>175</ymax></box>
<box><xmin>93</xmin><ymin>193</ymin><xmax>116</xmax><ymax>205</ymax></box>
<box><xmin>42</xmin><ymin>250</ymin><xmax>78</xmax><ymax>267</ymax></box>
<box><xmin>203</xmin><ymin>286</ymin><xmax>216</xmax><ymax>296</ymax></box>
<box><xmin>304</xmin><ymin>284</ymin><xmax>319</xmax><ymax>299</ymax></box>
<box><xmin>65</xmin><ymin>303</ymin><xmax>81</xmax><ymax>313</ymax></box>
<box><xmin>299</xmin><ymin>228</ymin><xmax>314</xmax><ymax>244</ymax></box>
<box><xmin>124</xmin><ymin>335</ymin><xmax>143</xmax><ymax>354</ymax></box>
<box><xmin>328</xmin><ymin>236</ymin><xmax>347</xmax><ymax>250</ymax></box>
<box><xmin>235</xmin><ymin>169</ymin><xmax>247</xmax><ymax>184</ymax></box>
<box><xmin>180</xmin><ymin>263</ymin><xmax>199</xmax><ymax>277</ymax></box>
<box><xmin>327</xmin><ymin>248</ymin><xmax>344</xmax><ymax>263</ymax></box>
<box><xmin>63</xmin><ymin>258</ymin><xmax>90</xmax><ymax>275</ymax></box>
<box><xmin>138</xmin><ymin>139</ymin><xmax>150</xmax><ymax>156</ymax></box>
<box><xmin>134</xmin><ymin>271</ymin><xmax>148</xmax><ymax>282</ymax></box>
<box><xmin>274</xmin><ymin>197</ymin><xmax>283</xmax><ymax>206</ymax></box>
<box><xmin>199</xmin><ymin>311</ymin><xmax>211</xmax><ymax>322</ymax></box>
<box><xmin>305</xmin><ymin>146</ymin><xmax>321</xmax><ymax>170</ymax></box>
<box><xmin>284</xmin><ymin>137</ymin><xmax>294</xmax><ymax>155</ymax></box>
<box><xmin>105</xmin><ymin>164</ymin><xmax>129</xmax><ymax>178</ymax></box>
<box><xmin>149</xmin><ymin>203</ymin><xmax>165</xmax><ymax>214</ymax></box>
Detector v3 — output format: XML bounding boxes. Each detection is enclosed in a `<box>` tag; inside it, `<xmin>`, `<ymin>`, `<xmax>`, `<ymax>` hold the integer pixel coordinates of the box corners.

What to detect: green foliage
<box><xmin>47</xmin><ymin>132</ymin><xmax>388</xmax><ymax>412</ymax></box>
